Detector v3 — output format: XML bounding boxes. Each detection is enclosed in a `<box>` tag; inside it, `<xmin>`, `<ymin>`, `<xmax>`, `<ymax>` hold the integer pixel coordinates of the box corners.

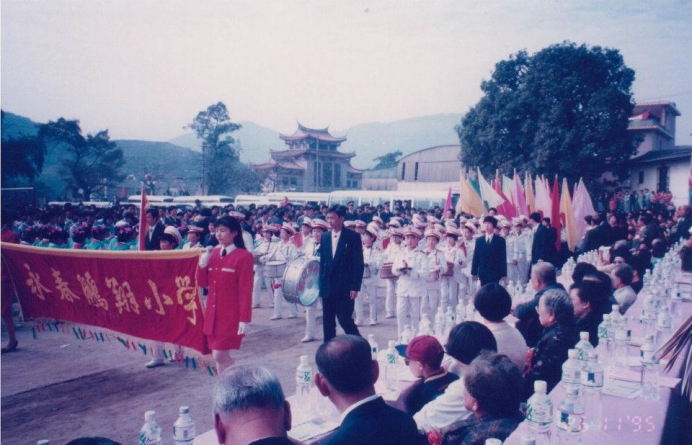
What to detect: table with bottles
<box><xmin>505</xmin><ymin>251</ymin><xmax>692</xmax><ymax>445</ymax></box>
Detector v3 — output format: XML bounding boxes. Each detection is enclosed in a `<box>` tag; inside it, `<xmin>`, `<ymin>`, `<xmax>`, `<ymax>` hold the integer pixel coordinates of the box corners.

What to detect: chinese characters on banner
<box><xmin>1</xmin><ymin>244</ymin><xmax>210</xmax><ymax>355</ymax></box>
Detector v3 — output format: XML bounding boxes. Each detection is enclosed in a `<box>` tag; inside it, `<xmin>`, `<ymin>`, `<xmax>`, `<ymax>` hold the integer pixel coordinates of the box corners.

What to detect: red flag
<box><xmin>138</xmin><ymin>186</ymin><xmax>148</xmax><ymax>251</ymax></box>
<box><xmin>443</xmin><ymin>187</ymin><xmax>452</xmax><ymax>215</ymax></box>
<box><xmin>551</xmin><ymin>175</ymin><xmax>561</xmax><ymax>251</ymax></box>
<box><xmin>494</xmin><ymin>171</ymin><xmax>516</xmax><ymax>218</ymax></box>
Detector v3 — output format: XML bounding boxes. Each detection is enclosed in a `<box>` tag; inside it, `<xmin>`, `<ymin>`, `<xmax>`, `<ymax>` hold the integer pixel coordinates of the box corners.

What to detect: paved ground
<box><xmin>0</xmin><ymin>288</ymin><xmax>399</xmax><ymax>445</ymax></box>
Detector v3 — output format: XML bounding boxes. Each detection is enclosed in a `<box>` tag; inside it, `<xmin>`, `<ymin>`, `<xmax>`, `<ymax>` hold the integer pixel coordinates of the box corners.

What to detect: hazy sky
<box><xmin>2</xmin><ymin>0</ymin><xmax>691</xmax><ymax>145</ymax></box>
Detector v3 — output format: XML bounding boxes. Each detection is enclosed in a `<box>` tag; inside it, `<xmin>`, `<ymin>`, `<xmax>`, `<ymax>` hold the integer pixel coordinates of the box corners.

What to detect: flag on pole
<box><xmin>513</xmin><ymin>170</ymin><xmax>528</xmax><ymax>217</ymax></box>
<box><xmin>560</xmin><ymin>178</ymin><xmax>580</xmax><ymax>252</ymax></box>
<box><xmin>550</xmin><ymin>175</ymin><xmax>561</xmax><ymax>251</ymax></box>
<box><xmin>477</xmin><ymin>168</ymin><xmax>505</xmax><ymax>210</ymax></box>
<box><xmin>457</xmin><ymin>172</ymin><xmax>485</xmax><ymax>217</ymax></box>
<box><xmin>572</xmin><ymin>178</ymin><xmax>596</xmax><ymax>240</ymax></box>
<box><xmin>494</xmin><ymin>170</ymin><xmax>516</xmax><ymax>218</ymax></box>
<box><xmin>534</xmin><ymin>176</ymin><xmax>552</xmax><ymax>218</ymax></box>
<box><xmin>443</xmin><ymin>187</ymin><xmax>453</xmax><ymax>216</ymax></box>
<box><xmin>138</xmin><ymin>185</ymin><xmax>149</xmax><ymax>251</ymax></box>
<box><xmin>525</xmin><ymin>172</ymin><xmax>535</xmax><ymax>214</ymax></box>
<box><xmin>502</xmin><ymin>175</ymin><xmax>514</xmax><ymax>204</ymax></box>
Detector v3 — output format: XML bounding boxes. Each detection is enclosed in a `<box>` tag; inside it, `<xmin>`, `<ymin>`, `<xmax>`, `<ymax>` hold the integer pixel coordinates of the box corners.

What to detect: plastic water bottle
<box><xmin>610</xmin><ymin>304</ymin><xmax>623</xmax><ymax>330</ymax></box>
<box><xmin>526</xmin><ymin>380</ymin><xmax>553</xmax><ymax>443</ymax></box>
<box><xmin>139</xmin><ymin>411</ymin><xmax>162</xmax><ymax>445</ymax></box>
<box><xmin>455</xmin><ymin>301</ymin><xmax>465</xmax><ymax>324</ymax></box>
<box><xmin>561</xmin><ymin>349</ymin><xmax>582</xmax><ymax>395</ymax></box>
<box><xmin>465</xmin><ymin>299</ymin><xmax>476</xmax><ymax>321</ymax></box>
<box><xmin>401</xmin><ymin>325</ymin><xmax>413</xmax><ymax>345</ymax></box>
<box><xmin>514</xmin><ymin>282</ymin><xmax>523</xmax><ymax>301</ymax></box>
<box><xmin>640</xmin><ymin>335</ymin><xmax>660</xmax><ymax>401</ymax></box>
<box><xmin>295</xmin><ymin>355</ymin><xmax>312</xmax><ymax>399</ymax></box>
<box><xmin>581</xmin><ymin>351</ymin><xmax>604</xmax><ymax>431</ymax></box>
<box><xmin>597</xmin><ymin>313</ymin><xmax>611</xmax><ymax>364</ymax></box>
<box><xmin>507</xmin><ymin>280</ymin><xmax>515</xmax><ymax>297</ymax></box>
<box><xmin>368</xmin><ymin>334</ymin><xmax>379</xmax><ymax>360</ymax></box>
<box><xmin>575</xmin><ymin>332</ymin><xmax>594</xmax><ymax>365</ymax></box>
<box><xmin>655</xmin><ymin>306</ymin><xmax>673</xmax><ymax>345</ymax></box>
<box><xmin>613</xmin><ymin>327</ymin><xmax>630</xmax><ymax>368</ymax></box>
<box><xmin>385</xmin><ymin>340</ymin><xmax>400</xmax><ymax>390</ymax></box>
<box><xmin>556</xmin><ymin>386</ymin><xmax>584</xmax><ymax>443</ymax></box>
<box><xmin>640</xmin><ymin>294</ymin><xmax>657</xmax><ymax>339</ymax></box>
<box><xmin>173</xmin><ymin>406</ymin><xmax>195</xmax><ymax>444</ymax></box>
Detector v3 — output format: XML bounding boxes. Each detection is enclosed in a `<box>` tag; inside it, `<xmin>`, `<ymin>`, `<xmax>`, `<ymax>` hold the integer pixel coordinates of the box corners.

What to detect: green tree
<box><xmin>39</xmin><ymin>118</ymin><xmax>125</xmax><ymax>200</ymax></box>
<box><xmin>1</xmin><ymin>111</ymin><xmax>47</xmax><ymax>187</ymax></box>
<box><xmin>457</xmin><ymin>41</ymin><xmax>642</xmax><ymax>185</ymax></box>
<box><xmin>372</xmin><ymin>150</ymin><xmax>403</xmax><ymax>170</ymax></box>
<box><xmin>187</xmin><ymin>102</ymin><xmax>242</xmax><ymax>194</ymax></box>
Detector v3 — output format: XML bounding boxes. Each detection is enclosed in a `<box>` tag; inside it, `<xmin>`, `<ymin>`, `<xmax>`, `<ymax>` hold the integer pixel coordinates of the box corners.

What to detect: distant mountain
<box><xmin>168</xmin><ymin>113</ymin><xmax>463</xmax><ymax>170</ymax></box>
<box><xmin>168</xmin><ymin>121</ymin><xmax>285</xmax><ymax>165</ymax></box>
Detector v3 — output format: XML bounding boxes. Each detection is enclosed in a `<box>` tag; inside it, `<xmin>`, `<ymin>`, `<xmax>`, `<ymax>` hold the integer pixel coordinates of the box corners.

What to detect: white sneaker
<box><xmin>287</xmin><ymin>314</ymin><xmax>298</xmax><ymax>319</ymax></box>
<box><xmin>370</xmin><ymin>320</ymin><xmax>378</xmax><ymax>326</ymax></box>
<box><xmin>145</xmin><ymin>358</ymin><xmax>165</xmax><ymax>368</ymax></box>
<box><xmin>270</xmin><ymin>315</ymin><xmax>282</xmax><ymax>321</ymax></box>
<box><xmin>301</xmin><ymin>335</ymin><xmax>315</xmax><ymax>343</ymax></box>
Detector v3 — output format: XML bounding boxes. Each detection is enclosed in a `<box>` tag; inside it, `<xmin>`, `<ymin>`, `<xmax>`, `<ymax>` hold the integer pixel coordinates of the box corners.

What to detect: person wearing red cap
<box><xmin>396</xmin><ymin>335</ymin><xmax>459</xmax><ymax>415</ymax></box>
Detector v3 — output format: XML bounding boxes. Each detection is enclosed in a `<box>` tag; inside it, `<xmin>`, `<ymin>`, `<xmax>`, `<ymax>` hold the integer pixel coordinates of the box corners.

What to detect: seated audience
<box><xmin>611</xmin><ymin>263</ymin><xmax>637</xmax><ymax>314</ymax></box>
<box><xmin>439</xmin><ymin>353</ymin><xmax>524</xmax><ymax>445</ymax></box>
<box><xmin>314</xmin><ymin>335</ymin><xmax>420</xmax><ymax>445</ymax></box>
<box><xmin>514</xmin><ymin>262</ymin><xmax>564</xmax><ymax>346</ymax></box>
<box><xmin>523</xmin><ymin>288</ymin><xmax>578</xmax><ymax>400</ymax></box>
<box><xmin>212</xmin><ymin>365</ymin><xmax>293</xmax><ymax>445</ymax></box>
<box><xmin>395</xmin><ymin>335</ymin><xmax>459</xmax><ymax>415</ymax></box>
<box><xmin>569</xmin><ymin>280</ymin><xmax>609</xmax><ymax>347</ymax></box>
<box><xmin>571</xmin><ymin>262</ymin><xmax>597</xmax><ymax>284</ymax></box>
<box><xmin>474</xmin><ymin>284</ymin><xmax>527</xmax><ymax>369</ymax></box>
<box><xmin>414</xmin><ymin>322</ymin><xmax>497</xmax><ymax>435</ymax></box>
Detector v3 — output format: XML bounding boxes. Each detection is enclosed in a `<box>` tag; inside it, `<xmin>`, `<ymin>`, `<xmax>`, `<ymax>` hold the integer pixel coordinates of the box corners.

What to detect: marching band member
<box><xmin>382</xmin><ymin>226</ymin><xmax>404</xmax><ymax>319</ymax></box>
<box><xmin>229</xmin><ymin>211</ymin><xmax>254</xmax><ymax>254</ymax></box>
<box><xmin>296</xmin><ymin>217</ymin><xmax>312</xmax><ymax>253</ymax></box>
<box><xmin>300</xmin><ymin>218</ymin><xmax>329</xmax><ymax>343</ymax></box>
<box><xmin>182</xmin><ymin>225</ymin><xmax>204</xmax><ymax>249</ymax></box>
<box><xmin>392</xmin><ymin>227</ymin><xmax>428</xmax><ymax>340</ymax></box>
<box><xmin>514</xmin><ymin>218</ymin><xmax>530</xmax><ymax>285</ymax></box>
<box><xmin>459</xmin><ymin>222</ymin><xmax>478</xmax><ymax>302</ymax></box>
<box><xmin>422</xmin><ymin>228</ymin><xmax>448</xmax><ymax>319</ymax></box>
<box><xmin>252</xmin><ymin>226</ymin><xmax>275</xmax><ymax>309</ymax></box>
<box><xmin>355</xmin><ymin>223</ymin><xmax>383</xmax><ymax>326</ymax></box>
<box><xmin>440</xmin><ymin>227</ymin><xmax>463</xmax><ymax>312</ymax></box>
<box><xmin>263</xmin><ymin>223</ymin><xmax>300</xmax><ymax>320</ymax></box>
<box><xmin>501</xmin><ymin>220</ymin><xmax>521</xmax><ymax>284</ymax></box>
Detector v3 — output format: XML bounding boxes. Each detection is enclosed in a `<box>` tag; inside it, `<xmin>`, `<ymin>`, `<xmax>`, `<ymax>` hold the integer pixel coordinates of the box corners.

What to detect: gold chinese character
<box><xmin>76</xmin><ymin>272</ymin><xmax>108</xmax><ymax>310</ymax></box>
<box><xmin>51</xmin><ymin>268</ymin><xmax>80</xmax><ymax>303</ymax></box>
<box><xmin>145</xmin><ymin>280</ymin><xmax>173</xmax><ymax>316</ymax></box>
<box><xmin>106</xmin><ymin>278</ymin><xmax>140</xmax><ymax>315</ymax></box>
<box><xmin>175</xmin><ymin>275</ymin><xmax>199</xmax><ymax>326</ymax></box>
<box><xmin>23</xmin><ymin>263</ymin><xmax>51</xmax><ymax>301</ymax></box>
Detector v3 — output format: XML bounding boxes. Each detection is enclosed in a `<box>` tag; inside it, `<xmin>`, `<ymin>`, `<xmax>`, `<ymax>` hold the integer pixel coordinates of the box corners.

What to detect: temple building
<box><xmin>251</xmin><ymin>123</ymin><xmax>362</xmax><ymax>192</ymax></box>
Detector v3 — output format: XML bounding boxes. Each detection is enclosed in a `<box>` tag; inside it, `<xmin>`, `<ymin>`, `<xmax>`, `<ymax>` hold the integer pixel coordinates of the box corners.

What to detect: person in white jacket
<box><xmin>501</xmin><ymin>220</ymin><xmax>521</xmax><ymax>285</ymax></box>
<box><xmin>300</xmin><ymin>218</ymin><xmax>329</xmax><ymax>342</ymax></box>
<box><xmin>439</xmin><ymin>227</ymin><xmax>463</xmax><ymax>312</ymax></box>
<box><xmin>392</xmin><ymin>227</ymin><xmax>428</xmax><ymax>340</ymax></box>
<box><xmin>252</xmin><ymin>226</ymin><xmax>275</xmax><ymax>309</ymax></box>
<box><xmin>421</xmin><ymin>228</ymin><xmax>448</xmax><ymax>320</ymax></box>
<box><xmin>382</xmin><ymin>226</ymin><xmax>404</xmax><ymax>319</ymax></box>
<box><xmin>261</xmin><ymin>223</ymin><xmax>300</xmax><ymax>320</ymax></box>
<box><xmin>355</xmin><ymin>223</ymin><xmax>383</xmax><ymax>326</ymax></box>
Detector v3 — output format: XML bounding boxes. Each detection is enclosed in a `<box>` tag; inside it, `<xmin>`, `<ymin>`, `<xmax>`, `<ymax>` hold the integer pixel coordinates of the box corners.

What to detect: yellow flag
<box><xmin>560</xmin><ymin>178</ymin><xmax>580</xmax><ymax>252</ymax></box>
<box><xmin>457</xmin><ymin>172</ymin><xmax>485</xmax><ymax>217</ymax></box>
<box><xmin>525</xmin><ymin>172</ymin><xmax>535</xmax><ymax>214</ymax></box>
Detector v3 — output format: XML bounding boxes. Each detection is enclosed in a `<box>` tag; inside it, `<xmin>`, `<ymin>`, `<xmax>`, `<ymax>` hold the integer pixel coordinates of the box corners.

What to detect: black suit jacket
<box><xmin>531</xmin><ymin>224</ymin><xmax>557</xmax><ymax>264</ymax></box>
<box><xmin>319</xmin><ymin>227</ymin><xmax>364</xmax><ymax>300</ymax></box>
<box><xmin>471</xmin><ymin>235</ymin><xmax>507</xmax><ymax>283</ymax></box>
<box><xmin>144</xmin><ymin>222</ymin><xmax>165</xmax><ymax>251</ymax></box>
<box><xmin>323</xmin><ymin>397</ymin><xmax>421</xmax><ymax>445</ymax></box>
<box><xmin>579</xmin><ymin>222</ymin><xmax>612</xmax><ymax>253</ymax></box>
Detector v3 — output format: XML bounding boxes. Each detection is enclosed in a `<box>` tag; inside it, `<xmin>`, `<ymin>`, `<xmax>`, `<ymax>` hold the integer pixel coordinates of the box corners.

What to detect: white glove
<box><xmin>198</xmin><ymin>246</ymin><xmax>213</xmax><ymax>268</ymax></box>
<box><xmin>237</xmin><ymin>322</ymin><xmax>249</xmax><ymax>335</ymax></box>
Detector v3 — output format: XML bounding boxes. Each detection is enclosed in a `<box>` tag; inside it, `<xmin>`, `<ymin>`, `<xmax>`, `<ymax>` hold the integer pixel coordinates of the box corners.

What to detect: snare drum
<box><xmin>380</xmin><ymin>263</ymin><xmax>397</xmax><ymax>280</ymax></box>
<box><xmin>282</xmin><ymin>257</ymin><xmax>320</xmax><ymax>306</ymax></box>
<box><xmin>263</xmin><ymin>260</ymin><xmax>286</xmax><ymax>278</ymax></box>
<box><xmin>253</xmin><ymin>254</ymin><xmax>263</xmax><ymax>266</ymax></box>
<box><xmin>441</xmin><ymin>261</ymin><xmax>454</xmax><ymax>277</ymax></box>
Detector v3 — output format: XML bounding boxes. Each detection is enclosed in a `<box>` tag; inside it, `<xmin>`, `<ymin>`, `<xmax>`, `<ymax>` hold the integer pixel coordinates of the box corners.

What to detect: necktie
<box><xmin>221</xmin><ymin>248</ymin><xmax>227</xmax><ymax>257</ymax></box>
<box><xmin>487</xmin><ymin>236</ymin><xmax>491</xmax><ymax>244</ymax></box>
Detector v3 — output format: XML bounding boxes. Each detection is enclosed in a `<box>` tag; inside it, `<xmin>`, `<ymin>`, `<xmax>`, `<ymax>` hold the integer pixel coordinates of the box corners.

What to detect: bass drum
<box><xmin>282</xmin><ymin>257</ymin><xmax>320</xmax><ymax>306</ymax></box>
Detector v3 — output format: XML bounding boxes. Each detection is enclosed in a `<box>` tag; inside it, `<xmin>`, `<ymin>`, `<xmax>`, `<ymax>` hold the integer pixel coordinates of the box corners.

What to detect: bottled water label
<box><xmin>139</xmin><ymin>432</ymin><xmax>161</xmax><ymax>445</ymax></box>
<box><xmin>557</xmin><ymin>411</ymin><xmax>583</xmax><ymax>433</ymax></box>
<box><xmin>173</xmin><ymin>424</ymin><xmax>196</xmax><ymax>443</ymax></box>
<box><xmin>640</xmin><ymin>349</ymin><xmax>655</xmax><ymax>364</ymax></box>
<box><xmin>387</xmin><ymin>351</ymin><xmax>397</xmax><ymax>364</ymax></box>
<box><xmin>296</xmin><ymin>369</ymin><xmax>311</xmax><ymax>384</ymax></box>
<box><xmin>527</xmin><ymin>403</ymin><xmax>552</xmax><ymax>427</ymax></box>
<box><xmin>581</xmin><ymin>371</ymin><xmax>604</xmax><ymax>387</ymax></box>
<box><xmin>564</xmin><ymin>370</ymin><xmax>581</xmax><ymax>385</ymax></box>
<box><xmin>371</xmin><ymin>346</ymin><xmax>378</xmax><ymax>356</ymax></box>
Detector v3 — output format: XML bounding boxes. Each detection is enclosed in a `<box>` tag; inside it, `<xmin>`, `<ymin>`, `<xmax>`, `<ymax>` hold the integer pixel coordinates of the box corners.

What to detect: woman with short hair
<box><xmin>440</xmin><ymin>352</ymin><xmax>524</xmax><ymax>445</ymax></box>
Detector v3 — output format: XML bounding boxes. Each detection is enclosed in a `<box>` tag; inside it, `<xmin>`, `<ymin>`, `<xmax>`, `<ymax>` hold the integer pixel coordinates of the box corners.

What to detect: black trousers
<box><xmin>322</xmin><ymin>295</ymin><xmax>361</xmax><ymax>342</ymax></box>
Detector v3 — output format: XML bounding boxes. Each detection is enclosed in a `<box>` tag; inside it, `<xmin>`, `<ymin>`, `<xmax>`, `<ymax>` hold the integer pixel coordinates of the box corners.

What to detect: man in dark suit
<box><xmin>314</xmin><ymin>335</ymin><xmax>421</xmax><ymax>445</ymax></box>
<box><xmin>319</xmin><ymin>205</ymin><xmax>365</xmax><ymax>342</ymax></box>
<box><xmin>471</xmin><ymin>216</ymin><xmax>507</xmax><ymax>285</ymax></box>
<box><xmin>212</xmin><ymin>364</ymin><xmax>293</xmax><ymax>445</ymax></box>
<box><xmin>529</xmin><ymin>212</ymin><xmax>556</xmax><ymax>265</ymax></box>
<box><xmin>144</xmin><ymin>208</ymin><xmax>165</xmax><ymax>251</ymax></box>
<box><xmin>671</xmin><ymin>205</ymin><xmax>692</xmax><ymax>243</ymax></box>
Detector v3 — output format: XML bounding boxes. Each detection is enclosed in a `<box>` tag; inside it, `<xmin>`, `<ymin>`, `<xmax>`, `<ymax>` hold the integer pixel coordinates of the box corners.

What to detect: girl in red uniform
<box><xmin>197</xmin><ymin>216</ymin><xmax>253</xmax><ymax>374</ymax></box>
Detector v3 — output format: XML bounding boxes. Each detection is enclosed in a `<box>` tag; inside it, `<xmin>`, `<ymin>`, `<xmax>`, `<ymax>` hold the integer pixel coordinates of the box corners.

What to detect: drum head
<box><xmin>282</xmin><ymin>257</ymin><xmax>320</xmax><ymax>306</ymax></box>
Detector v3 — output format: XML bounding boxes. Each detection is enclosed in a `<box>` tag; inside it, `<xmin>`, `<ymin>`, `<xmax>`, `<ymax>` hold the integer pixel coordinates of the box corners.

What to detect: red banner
<box><xmin>1</xmin><ymin>243</ymin><xmax>210</xmax><ymax>355</ymax></box>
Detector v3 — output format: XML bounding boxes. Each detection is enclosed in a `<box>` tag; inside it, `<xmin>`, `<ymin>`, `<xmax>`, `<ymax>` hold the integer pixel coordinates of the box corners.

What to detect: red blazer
<box><xmin>197</xmin><ymin>246</ymin><xmax>253</xmax><ymax>350</ymax></box>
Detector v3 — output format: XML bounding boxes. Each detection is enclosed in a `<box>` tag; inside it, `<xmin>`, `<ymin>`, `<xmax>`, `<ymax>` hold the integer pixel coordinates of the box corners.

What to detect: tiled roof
<box><xmin>628</xmin><ymin>147</ymin><xmax>692</xmax><ymax>164</ymax></box>
<box><xmin>279</xmin><ymin>122</ymin><xmax>347</xmax><ymax>143</ymax></box>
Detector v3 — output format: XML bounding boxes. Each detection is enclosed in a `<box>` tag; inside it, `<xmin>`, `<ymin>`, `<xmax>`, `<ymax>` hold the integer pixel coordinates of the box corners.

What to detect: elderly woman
<box><xmin>522</xmin><ymin>288</ymin><xmax>578</xmax><ymax>400</ymax></box>
<box><xmin>413</xmin><ymin>321</ymin><xmax>497</xmax><ymax>435</ymax></box>
<box><xmin>570</xmin><ymin>280</ymin><xmax>609</xmax><ymax>347</ymax></box>
<box><xmin>440</xmin><ymin>353</ymin><xmax>524</xmax><ymax>445</ymax></box>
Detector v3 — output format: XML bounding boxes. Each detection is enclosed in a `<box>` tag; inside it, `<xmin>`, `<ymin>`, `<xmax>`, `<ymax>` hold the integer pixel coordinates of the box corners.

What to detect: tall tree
<box><xmin>457</xmin><ymin>42</ymin><xmax>642</xmax><ymax>185</ymax></box>
<box><xmin>187</xmin><ymin>102</ymin><xmax>242</xmax><ymax>194</ymax></box>
<box><xmin>39</xmin><ymin>118</ymin><xmax>125</xmax><ymax>200</ymax></box>
<box><xmin>372</xmin><ymin>150</ymin><xmax>403</xmax><ymax>170</ymax></box>
<box><xmin>1</xmin><ymin>111</ymin><xmax>47</xmax><ymax>187</ymax></box>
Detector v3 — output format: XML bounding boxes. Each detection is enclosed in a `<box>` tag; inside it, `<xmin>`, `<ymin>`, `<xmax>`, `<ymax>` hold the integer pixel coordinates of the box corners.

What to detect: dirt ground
<box><xmin>0</xmin><ymin>287</ymin><xmax>399</xmax><ymax>445</ymax></box>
